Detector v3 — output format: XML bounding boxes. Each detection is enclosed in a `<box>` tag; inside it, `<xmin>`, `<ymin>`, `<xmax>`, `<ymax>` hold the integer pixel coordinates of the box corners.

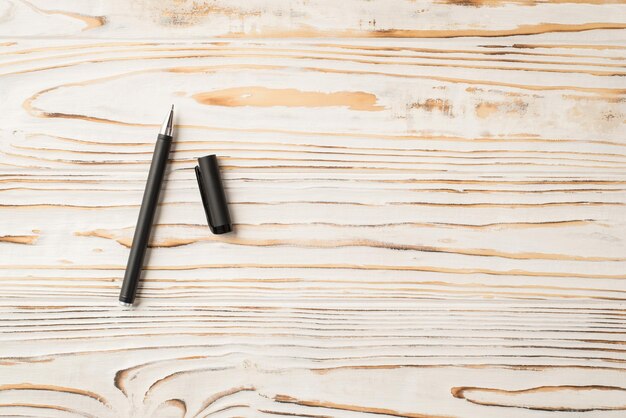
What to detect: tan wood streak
<box><xmin>511</xmin><ymin>43</ymin><xmax>626</xmax><ymax>50</ymax></box>
<box><xmin>74</xmin><ymin>227</ymin><xmax>625</xmax><ymax>262</ymax></box>
<box><xmin>306</xmin><ymin>66</ymin><xmax>626</xmax><ymax>96</ymax></box>
<box><xmin>451</xmin><ymin>385</ymin><xmax>626</xmax><ymax>411</ymax></box>
<box><xmin>190</xmin><ymin>386</ymin><xmax>256</xmax><ymax>417</ymax></box>
<box><xmin>71</xmin><ymin>220</ymin><xmax>597</xmax><ymax>231</ymax></box>
<box><xmin>0</xmin><ymin>285</ymin><xmax>623</xmax><ymax>302</ymax></box>
<box><xmin>0</xmin><ymin>42</ymin><xmax>160</xmax><ymax>56</ymax></box>
<box><xmin>2</xmin><ymin>184</ymin><xmax>624</xmax><ymax>195</ymax></box>
<box><xmin>155</xmin><ymin>398</ymin><xmax>187</xmax><ymax>416</ymax></box>
<box><xmin>19</xmin><ymin>0</ymin><xmax>106</xmax><ymax>32</ymax></box>
<box><xmin>259</xmin><ymin>408</ymin><xmax>332</xmax><ymax>417</ymax></box>
<box><xmin>0</xmin><ymin>235</ymin><xmax>38</xmax><ymax>245</ymax></box>
<box><xmin>2</xmin><ymin>285</ymin><xmax>624</xmax><ymax>301</ymax></box>
<box><xmin>223</xmin><ymin>22</ymin><xmax>626</xmax><ymax>38</ymax></box>
<box><xmin>142</xmin><ymin>367</ymin><xmax>233</xmax><ymax>402</ymax></box>
<box><xmin>114</xmin><ymin>354</ymin><xmax>211</xmax><ymax>397</ymax></box>
<box><xmin>0</xmin><ymin>403</ymin><xmax>99</xmax><ymax>418</ymax></box>
<box><xmin>273</xmin><ymin>394</ymin><xmax>454</xmax><ymax>418</ymax></box>
<box><xmin>310</xmin><ymin>364</ymin><xmax>626</xmax><ymax>374</ymax></box>
<box><xmin>193</xmin><ymin>87</ymin><xmax>384</xmax><ymax>111</ymax></box>
<box><xmin>2</xmin><ymin>199</ymin><xmax>623</xmax><ymax>209</ymax></box>
<box><xmin>3</xmin><ymin>171</ymin><xmax>626</xmax><ymax>185</ymax></box>
<box><xmin>314</xmin><ymin>42</ymin><xmax>626</xmax><ymax>60</ymax></box>
<box><xmin>237</xmin><ymin>219</ymin><xmax>599</xmax><ymax>229</ymax></box>
<box><xmin>1</xmin><ymin>262</ymin><xmax>625</xmax><ymax>280</ymax></box>
<box><xmin>439</xmin><ymin>0</ymin><xmax>626</xmax><ymax>5</ymax></box>
<box><xmin>0</xmin><ymin>383</ymin><xmax>109</xmax><ymax>408</ymax></box>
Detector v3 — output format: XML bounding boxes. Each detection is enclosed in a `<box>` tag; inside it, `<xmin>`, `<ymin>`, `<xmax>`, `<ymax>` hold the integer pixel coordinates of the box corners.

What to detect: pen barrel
<box><xmin>119</xmin><ymin>134</ymin><xmax>172</xmax><ymax>304</ymax></box>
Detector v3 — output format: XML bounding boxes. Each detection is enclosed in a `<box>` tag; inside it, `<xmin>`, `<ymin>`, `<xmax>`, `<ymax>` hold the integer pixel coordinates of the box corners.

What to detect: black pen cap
<box><xmin>195</xmin><ymin>155</ymin><xmax>232</xmax><ymax>234</ymax></box>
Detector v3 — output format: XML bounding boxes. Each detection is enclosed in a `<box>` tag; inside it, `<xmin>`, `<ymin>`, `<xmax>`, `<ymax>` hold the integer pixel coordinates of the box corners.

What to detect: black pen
<box><xmin>119</xmin><ymin>106</ymin><xmax>174</xmax><ymax>307</ymax></box>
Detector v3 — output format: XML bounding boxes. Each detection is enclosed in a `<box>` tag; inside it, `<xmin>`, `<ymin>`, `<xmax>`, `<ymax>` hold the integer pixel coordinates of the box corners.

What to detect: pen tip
<box><xmin>159</xmin><ymin>105</ymin><xmax>175</xmax><ymax>136</ymax></box>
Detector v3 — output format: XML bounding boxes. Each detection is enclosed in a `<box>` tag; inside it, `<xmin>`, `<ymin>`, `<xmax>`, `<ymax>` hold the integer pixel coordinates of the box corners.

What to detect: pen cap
<box><xmin>195</xmin><ymin>155</ymin><xmax>232</xmax><ymax>234</ymax></box>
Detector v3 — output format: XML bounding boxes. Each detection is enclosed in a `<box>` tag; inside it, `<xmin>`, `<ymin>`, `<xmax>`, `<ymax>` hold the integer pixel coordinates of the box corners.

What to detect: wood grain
<box><xmin>0</xmin><ymin>0</ymin><xmax>625</xmax><ymax>417</ymax></box>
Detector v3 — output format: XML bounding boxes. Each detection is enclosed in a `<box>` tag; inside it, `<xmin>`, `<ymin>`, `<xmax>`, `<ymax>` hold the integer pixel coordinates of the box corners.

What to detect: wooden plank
<box><xmin>0</xmin><ymin>5</ymin><xmax>625</xmax><ymax>418</ymax></box>
<box><xmin>0</xmin><ymin>0</ymin><xmax>624</xmax><ymax>38</ymax></box>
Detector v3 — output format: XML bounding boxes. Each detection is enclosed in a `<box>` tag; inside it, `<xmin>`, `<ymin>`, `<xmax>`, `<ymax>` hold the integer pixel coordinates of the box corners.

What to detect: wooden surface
<box><xmin>1</xmin><ymin>0</ymin><xmax>626</xmax><ymax>417</ymax></box>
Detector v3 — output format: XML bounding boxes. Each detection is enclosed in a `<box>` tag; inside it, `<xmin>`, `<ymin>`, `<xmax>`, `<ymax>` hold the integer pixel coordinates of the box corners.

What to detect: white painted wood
<box><xmin>0</xmin><ymin>1</ymin><xmax>625</xmax><ymax>417</ymax></box>
<box><xmin>0</xmin><ymin>0</ymin><xmax>625</xmax><ymax>39</ymax></box>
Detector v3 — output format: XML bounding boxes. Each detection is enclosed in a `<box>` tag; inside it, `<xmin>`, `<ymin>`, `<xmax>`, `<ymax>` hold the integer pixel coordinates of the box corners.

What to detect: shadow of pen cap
<box><xmin>195</xmin><ymin>155</ymin><xmax>232</xmax><ymax>234</ymax></box>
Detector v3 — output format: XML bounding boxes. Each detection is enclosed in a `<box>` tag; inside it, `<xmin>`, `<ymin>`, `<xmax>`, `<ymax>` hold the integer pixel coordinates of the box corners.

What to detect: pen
<box><xmin>119</xmin><ymin>106</ymin><xmax>174</xmax><ymax>307</ymax></box>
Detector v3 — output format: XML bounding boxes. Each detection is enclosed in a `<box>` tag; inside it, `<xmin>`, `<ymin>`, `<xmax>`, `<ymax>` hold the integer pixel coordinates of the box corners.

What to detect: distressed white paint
<box><xmin>0</xmin><ymin>1</ymin><xmax>625</xmax><ymax>417</ymax></box>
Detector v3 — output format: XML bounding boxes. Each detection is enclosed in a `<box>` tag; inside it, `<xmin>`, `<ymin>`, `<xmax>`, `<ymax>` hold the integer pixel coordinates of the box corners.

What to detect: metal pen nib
<box><xmin>159</xmin><ymin>105</ymin><xmax>174</xmax><ymax>136</ymax></box>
